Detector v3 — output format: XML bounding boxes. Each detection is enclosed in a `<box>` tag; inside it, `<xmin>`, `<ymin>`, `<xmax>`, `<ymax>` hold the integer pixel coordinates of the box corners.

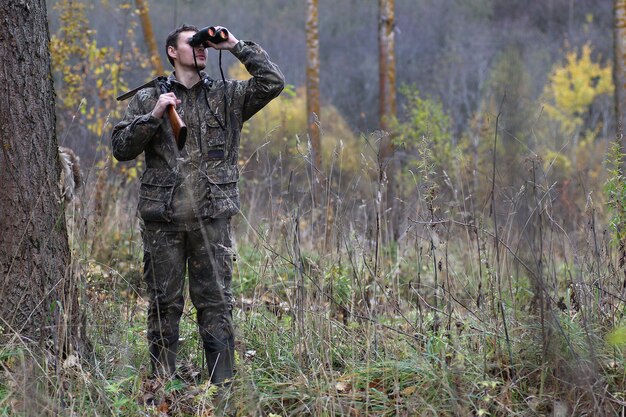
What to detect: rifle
<box><xmin>117</xmin><ymin>77</ymin><xmax>187</xmax><ymax>150</ymax></box>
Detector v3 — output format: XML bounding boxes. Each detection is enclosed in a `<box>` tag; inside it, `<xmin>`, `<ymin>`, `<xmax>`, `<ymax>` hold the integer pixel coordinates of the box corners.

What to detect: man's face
<box><xmin>169</xmin><ymin>30</ymin><xmax>207</xmax><ymax>70</ymax></box>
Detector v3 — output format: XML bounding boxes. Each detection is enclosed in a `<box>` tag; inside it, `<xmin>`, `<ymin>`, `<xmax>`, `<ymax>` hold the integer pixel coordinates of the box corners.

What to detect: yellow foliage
<box><xmin>50</xmin><ymin>0</ymin><xmax>150</xmax><ymax>182</ymax></box>
<box><xmin>542</xmin><ymin>43</ymin><xmax>613</xmax><ymax>136</ymax></box>
<box><xmin>50</xmin><ymin>0</ymin><xmax>149</xmax><ymax>137</ymax></box>
<box><xmin>227</xmin><ymin>61</ymin><xmax>251</xmax><ymax>81</ymax></box>
<box><xmin>232</xmin><ymin>61</ymin><xmax>362</xmax><ymax>178</ymax></box>
<box><xmin>543</xmin><ymin>149</ymin><xmax>572</xmax><ymax>175</ymax></box>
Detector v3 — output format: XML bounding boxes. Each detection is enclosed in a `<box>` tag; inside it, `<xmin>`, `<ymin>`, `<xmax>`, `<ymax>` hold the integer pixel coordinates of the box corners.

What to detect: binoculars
<box><xmin>188</xmin><ymin>26</ymin><xmax>229</xmax><ymax>47</ymax></box>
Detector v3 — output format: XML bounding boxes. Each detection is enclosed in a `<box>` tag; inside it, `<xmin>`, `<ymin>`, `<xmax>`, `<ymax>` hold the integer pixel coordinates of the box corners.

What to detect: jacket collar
<box><xmin>167</xmin><ymin>71</ymin><xmax>214</xmax><ymax>89</ymax></box>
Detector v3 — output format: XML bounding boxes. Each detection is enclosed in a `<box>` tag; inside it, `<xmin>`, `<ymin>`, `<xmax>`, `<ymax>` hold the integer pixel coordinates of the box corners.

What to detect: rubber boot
<box><xmin>205</xmin><ymin>347</ymin><xmax>234</xmax><ymax>386</ymax></box>
<box><xmin>149</xmin><ymin>337</ymin><xmax>179</xmax><ymax>377</ymax></box>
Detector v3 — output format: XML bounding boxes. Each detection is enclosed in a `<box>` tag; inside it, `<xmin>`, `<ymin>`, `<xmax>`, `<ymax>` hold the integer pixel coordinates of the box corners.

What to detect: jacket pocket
<box><xmin>204</xmin><ymin>117</ymin><xmax>227</xmax><ymax>148</ymax></box>
<box><xmin>138</xmin><ymin>168</ymin><xmax>177</xmax><ymax>222</ymax></box>
<box><xmin>206</xmin><ymin>165</ymin><xmax>240</xmax><ymax>218</ymax></box>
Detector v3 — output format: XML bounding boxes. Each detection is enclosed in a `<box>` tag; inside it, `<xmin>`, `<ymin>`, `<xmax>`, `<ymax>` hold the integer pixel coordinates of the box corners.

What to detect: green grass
<box><xmin>4</xmin><ymin>137</ymin><xmax>626</xmax><ymax>416</ymax></box>
<box><xmin>4</xmin><ymin>227</ymin><xmax>626</xmax><ymax>416</ymax></box>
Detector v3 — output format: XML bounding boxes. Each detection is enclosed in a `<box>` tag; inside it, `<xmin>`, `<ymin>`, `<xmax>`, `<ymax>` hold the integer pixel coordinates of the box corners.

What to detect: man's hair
<box><xmin>165</xmin><ymin>24</ymin><xmax>199</xmax><ymax>67</ymax></box>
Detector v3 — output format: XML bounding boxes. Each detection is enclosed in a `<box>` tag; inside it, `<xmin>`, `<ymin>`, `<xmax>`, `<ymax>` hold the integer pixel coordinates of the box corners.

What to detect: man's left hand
<box><xmin>206</xmin><ymin>26</ymin><xmax>239</xmax><ymax>51</ymax></box>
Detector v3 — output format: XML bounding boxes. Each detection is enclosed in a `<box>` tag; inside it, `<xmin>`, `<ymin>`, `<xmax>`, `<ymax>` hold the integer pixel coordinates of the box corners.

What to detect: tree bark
<box><xmin>0</xmin><ymin>0</ymin><xmax>78</xmax><ymax>351</ymax></box>
<box><xmin>136</xmin><ymin>0</ymin><xmax>164</xmax><ymax>75</ymax></box>
<box><xmin>615</xmin><ymin>0</ymin><xmax>626</xmax><ymax>282</ymax></box>
<box><xmin>378</xmin><ymin>0</ymin><xmax>399</xmax><ymax>241</ymax></box>
<box><xmin>306</xmin><ymin>0</ymin><xmax>322</xmax><ymax>206</ymax></box>
<box><xmin>379</xmin><ymin>0</ymin><xmax>397</xmax><ymax>131</ymax></box>
<box><xmin>616</xmin><ymin>0</ymin><xmax>626</xmax><ymax>162</ymax></box>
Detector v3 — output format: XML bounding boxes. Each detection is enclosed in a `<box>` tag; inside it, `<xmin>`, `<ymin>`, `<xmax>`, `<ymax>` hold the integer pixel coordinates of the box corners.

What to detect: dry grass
<box><xmin>2</xmin><ymin>130</ymin><xmax>626</xmax><ymax>417</ymax></box>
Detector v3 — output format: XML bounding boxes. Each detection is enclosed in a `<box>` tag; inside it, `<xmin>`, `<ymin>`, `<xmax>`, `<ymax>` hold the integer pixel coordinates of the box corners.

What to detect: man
<box><xmin>111</xmin><ymin>24</ymin><xmax>284</xmax><ymax>385</ymax></box>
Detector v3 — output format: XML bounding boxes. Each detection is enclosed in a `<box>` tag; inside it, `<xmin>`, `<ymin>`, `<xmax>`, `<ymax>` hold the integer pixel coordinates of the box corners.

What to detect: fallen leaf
<box><xmin>336</xmin><ymin>381</ymin><xmax>351</xmax><ymax>394</ymax></box>
<box><xmin>63</xmin><ymin>354</ymin><xmax>79</xmax><ymax>369</ymax></box>
<box><xmin>157</xmin><ymin>400</ymin><xmax>169</xmax><ymax>414</ymax></box>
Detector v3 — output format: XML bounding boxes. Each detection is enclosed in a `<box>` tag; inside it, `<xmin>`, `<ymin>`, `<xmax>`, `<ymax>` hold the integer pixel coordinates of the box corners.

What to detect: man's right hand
<box><xmin>151</xmin><ymin>92</ymin><xmax>181</xmax><ymax>119</ymax></box>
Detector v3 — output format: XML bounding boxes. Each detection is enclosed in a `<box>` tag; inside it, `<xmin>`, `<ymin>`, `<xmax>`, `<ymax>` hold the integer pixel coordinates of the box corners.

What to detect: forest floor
<box><xmin>3</xmin><ymin>148</ymin><xmax>626</xmax><ymax>416</ymax></box>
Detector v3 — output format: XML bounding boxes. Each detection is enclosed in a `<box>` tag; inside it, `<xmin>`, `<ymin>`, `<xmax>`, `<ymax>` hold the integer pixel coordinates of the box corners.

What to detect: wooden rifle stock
<box><xmin>116</xmin><ymin>77</ymin><xmax>187</xmax><ymax>150</ymax></box>
<box><xmin>166</xmin><ymin>105</ymin><xmax>187</xmax><ymax>150</ymax></box>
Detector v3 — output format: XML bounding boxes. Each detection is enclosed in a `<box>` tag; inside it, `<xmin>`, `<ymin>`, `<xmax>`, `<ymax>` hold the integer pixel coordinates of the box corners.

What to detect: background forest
<box><xmin>2</xmin><ymin>0</ymin><xmax>625</xmax><ymax>416</ymax></box>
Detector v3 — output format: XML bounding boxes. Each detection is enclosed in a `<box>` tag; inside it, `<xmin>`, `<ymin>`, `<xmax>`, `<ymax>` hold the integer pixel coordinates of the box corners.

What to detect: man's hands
<box><xmin>205</xmin><ymin>26</ymin><xmax>239</xmax><ymax>51</ymax></box>
<box><xmin>151</xmin><ymin>92</ymin><xmax>181</xmax><ymax>119</ymax></box>
<box><xmin>150</xmin><ymin>26</ymin><xmax>240</xmax><ymax>119</ymax></box>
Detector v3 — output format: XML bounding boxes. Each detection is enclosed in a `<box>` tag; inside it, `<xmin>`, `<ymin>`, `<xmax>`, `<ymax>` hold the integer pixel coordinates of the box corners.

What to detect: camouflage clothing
<box><xmin>142</xmin><ymin>219</ymin><xmax>234</xmax><ymax>376</ymax></box>
<box><xmin>111</xmin><ymin>40</ymin><xmax>284</xmax><ymax>379</ymax></box>
<box><xmin>112</xmin><ymin>41</ymin><xmax>284</xmax><ymax>227</ymax></box>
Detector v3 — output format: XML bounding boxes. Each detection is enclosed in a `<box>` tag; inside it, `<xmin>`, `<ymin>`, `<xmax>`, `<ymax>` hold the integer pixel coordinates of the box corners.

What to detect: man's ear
<box><xmin>167</xmin><ymin>45</ymin><xmax>177</xmax><ymax>62</ymax></box>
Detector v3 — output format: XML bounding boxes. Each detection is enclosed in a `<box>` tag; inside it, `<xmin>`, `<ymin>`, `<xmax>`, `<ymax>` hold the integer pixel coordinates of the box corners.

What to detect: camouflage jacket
<box><xmin>112</xmin><ymin>41</ymin><xmax>284</xmax><ymax>230</ymax></box>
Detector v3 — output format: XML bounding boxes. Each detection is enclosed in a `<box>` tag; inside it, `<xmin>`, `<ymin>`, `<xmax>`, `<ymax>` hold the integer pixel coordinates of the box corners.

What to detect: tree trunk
<box><xmin>136</xmin><ymin>0</ymin><xmax>164</xmax><ymax>75</ymax></box>
<box><xmin>0</xmin><ymin>0</ymin><xmax>78</xmax><ymax>352</ymax></box>
<box><xmin>306</xmin><ymin>0</ymin><xmax>322</xmax><ymax>207</ymax></box>
<box><xmin>615</xmin><ymin>0</ymin><xmax>626</xmax><ymax>281</ymax></box>
<box><xmin>379</xmin><ymin>0</ymin><xmax>397</xmax><ymax>131</ymax></box>
<box><xmin>616</xmin><ymin>0</ymin><xmax>626</xmax><ymax>159</ymax></box>
<box><xmin>378</xmin><ymin>0</ymin><xmax>399</xmax><ymax>241</ymax></box>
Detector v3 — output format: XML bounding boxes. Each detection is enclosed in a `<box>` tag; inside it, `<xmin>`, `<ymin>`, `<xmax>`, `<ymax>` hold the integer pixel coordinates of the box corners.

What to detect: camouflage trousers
<box><xmin>141</xmin><ymin>218</ymin><xmax>234</xmax><ymax>376</ymax></box>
